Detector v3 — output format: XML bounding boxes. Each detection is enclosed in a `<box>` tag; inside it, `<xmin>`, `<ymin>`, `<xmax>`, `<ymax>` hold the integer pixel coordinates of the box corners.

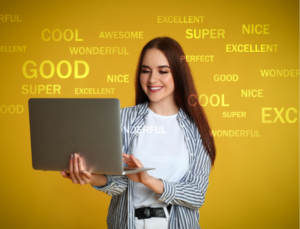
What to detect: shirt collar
<box><xmin>136</xmin><ymin>100</ymin><xmax>189</xmax><ymax>121</ymax></box>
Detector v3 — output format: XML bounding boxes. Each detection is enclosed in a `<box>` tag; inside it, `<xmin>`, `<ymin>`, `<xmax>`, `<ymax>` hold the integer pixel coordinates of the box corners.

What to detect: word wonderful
<box><xmin>260</xmin><ymin>69</ymin><xmax>299</xmax><ymax>77</ymax></box>
<box><xmin>69</xmin><ymin>47</ymin><xmax>129</xmax><ymax>55</ymax></box>
<box><xmin>0</xmin><ymin>14</ymin><xmax>21</xmax><ymax>22</ymax></box>
<box><xmin>210</xmin><ymin>130</ymin><xmax>260</xmax><ymax>137</ymax></box>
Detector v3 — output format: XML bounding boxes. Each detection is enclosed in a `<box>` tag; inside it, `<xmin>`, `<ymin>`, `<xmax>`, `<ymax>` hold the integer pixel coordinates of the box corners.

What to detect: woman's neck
<box><xmin>147</xmin><ymin>99</ymin><xmax>179</xmax><ymax>116</ymax></box>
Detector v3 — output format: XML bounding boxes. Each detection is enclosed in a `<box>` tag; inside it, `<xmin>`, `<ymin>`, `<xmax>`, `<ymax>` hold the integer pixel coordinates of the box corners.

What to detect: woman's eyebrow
<box><xmin>141</xmin><ymin>65</ymin><xmax>170</xmax><ymax>68</ymax></box>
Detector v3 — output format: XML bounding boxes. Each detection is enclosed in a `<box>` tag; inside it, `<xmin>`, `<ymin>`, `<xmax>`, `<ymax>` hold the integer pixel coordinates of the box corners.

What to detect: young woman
<box><xmin>61</xmin><ymin>36</ymin><xmax>216</xmax><ymax>229</ymax></box>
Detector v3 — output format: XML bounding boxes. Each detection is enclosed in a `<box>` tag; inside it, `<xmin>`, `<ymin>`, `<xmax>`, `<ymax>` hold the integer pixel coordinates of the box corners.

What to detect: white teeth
<box><xmin>149</xmin><ymin>87</ymin><xmax>162</xmax><ymax>90</ymax></box>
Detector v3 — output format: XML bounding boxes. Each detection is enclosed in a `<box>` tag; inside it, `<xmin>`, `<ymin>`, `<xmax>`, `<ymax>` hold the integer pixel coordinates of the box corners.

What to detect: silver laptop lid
<box><xmin>28</xmin><ymin>98</ymin><xmax>124</xmax><ymax>175</ymax></box>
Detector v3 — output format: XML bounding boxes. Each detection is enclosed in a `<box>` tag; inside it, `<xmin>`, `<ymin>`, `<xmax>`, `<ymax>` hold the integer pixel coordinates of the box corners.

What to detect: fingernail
<box><xmin>82</xmin><ymin>170</ymin><xmax>86</xmax><ymax>174</ymax></box>
<box><xmin>71</xmin><ymin>154</ymin><xmax>73</xmax><ymax>159</ymax></box>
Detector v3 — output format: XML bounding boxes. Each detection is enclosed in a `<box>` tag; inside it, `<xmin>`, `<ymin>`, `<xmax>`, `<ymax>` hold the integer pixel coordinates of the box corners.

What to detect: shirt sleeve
<box><xmin>91</xmin><ymin>174</ymin><xmax>128</xmax><ymax>196</ymax></box>
<box><xmin>156</xmin><ymin>138</ymin><xmax>212</xmax><ymax>210</ymax></box>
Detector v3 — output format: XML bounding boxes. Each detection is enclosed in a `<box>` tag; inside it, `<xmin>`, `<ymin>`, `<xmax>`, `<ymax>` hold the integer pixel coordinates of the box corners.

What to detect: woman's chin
<box><xmin>148</xmin><ymin>97</ymin><xmax>165</xmax><ymax>103</ymax></box>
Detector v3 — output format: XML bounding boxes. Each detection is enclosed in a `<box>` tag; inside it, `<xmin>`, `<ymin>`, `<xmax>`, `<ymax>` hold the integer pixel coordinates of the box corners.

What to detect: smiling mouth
<box><xmin>148</xmin><ymin>86</ymin><xmax>163</xmax><ymax>93</ymax></box>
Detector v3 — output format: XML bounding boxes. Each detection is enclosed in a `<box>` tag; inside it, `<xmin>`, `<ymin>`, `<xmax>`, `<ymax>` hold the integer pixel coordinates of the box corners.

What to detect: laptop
<box><xmin>28</xmin><ymin>98</ymin><xmax>155</xmax><ymax>175</ymax></box>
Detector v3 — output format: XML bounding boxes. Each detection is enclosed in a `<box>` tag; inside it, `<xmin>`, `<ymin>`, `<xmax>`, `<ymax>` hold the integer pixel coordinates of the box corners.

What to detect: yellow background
<box><xmin>0</xmin><ymin>0</ymin><xmax>299</xmax><ymax>228</ymax></box>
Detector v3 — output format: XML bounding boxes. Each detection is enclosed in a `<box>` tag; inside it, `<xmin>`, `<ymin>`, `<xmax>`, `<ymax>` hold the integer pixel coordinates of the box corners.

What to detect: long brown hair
<box><xmin>134</xmin><ymin>37</ymin><xmax>216</xmax><ymax>166</ymax></box>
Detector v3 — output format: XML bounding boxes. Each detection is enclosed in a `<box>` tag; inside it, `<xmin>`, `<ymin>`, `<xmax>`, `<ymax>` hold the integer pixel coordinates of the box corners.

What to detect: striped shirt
<box><xmin>92</xmin><ymin>100</ymin><xmax>212</xmax><ymax>229</ymax></box>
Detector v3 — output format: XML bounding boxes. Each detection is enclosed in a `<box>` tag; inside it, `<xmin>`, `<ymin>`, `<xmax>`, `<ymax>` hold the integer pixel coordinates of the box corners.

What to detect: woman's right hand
<box><xmin>60</xmin><ymin>153</ymin><xmax>107</xmax><ymax>186</ymax></box>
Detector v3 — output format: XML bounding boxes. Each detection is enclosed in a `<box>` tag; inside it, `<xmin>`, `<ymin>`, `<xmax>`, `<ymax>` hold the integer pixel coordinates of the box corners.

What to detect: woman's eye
<box><xmin>141</xmin><ymin>70</ymin><xmax>168</xmax><ymax>74</ymax></box>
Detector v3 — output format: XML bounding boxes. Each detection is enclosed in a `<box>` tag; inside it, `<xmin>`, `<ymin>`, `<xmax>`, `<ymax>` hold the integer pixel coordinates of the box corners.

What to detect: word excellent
<box><xmin>75</xmin><ymin>88</ymin><xmax>115</xmax><ymax>94</ymax></box>
<box><xmin>157</xmin><ymin>16</ymin><xmax>204</xmax><ymax>23</ymax></box>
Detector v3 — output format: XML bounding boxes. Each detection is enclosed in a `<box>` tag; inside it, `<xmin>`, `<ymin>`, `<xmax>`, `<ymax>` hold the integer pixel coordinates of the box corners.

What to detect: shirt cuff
<box><xmin>156</xmin><ymin>178</ymin><xmax>176</xmax><ymax>204</ymax></box>
<box><xmin>91</xmin><ymin>174</ymin><xmax>113</xmax><ymax>191</ymax></box>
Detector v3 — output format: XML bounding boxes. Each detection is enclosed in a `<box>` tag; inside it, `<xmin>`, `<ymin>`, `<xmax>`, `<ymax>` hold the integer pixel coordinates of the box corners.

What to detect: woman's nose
<box><xmin>148</xmin><ymin>71</ymin><xmax>159</xmax><ymax>83</ymax></box>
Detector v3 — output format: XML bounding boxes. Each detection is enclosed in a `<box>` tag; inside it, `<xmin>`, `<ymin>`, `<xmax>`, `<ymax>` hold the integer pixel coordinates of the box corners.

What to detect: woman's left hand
<box><xmin>122</xmin><ymin>153</ymin><xmax>151</xmax><ymax>184</ymax></box>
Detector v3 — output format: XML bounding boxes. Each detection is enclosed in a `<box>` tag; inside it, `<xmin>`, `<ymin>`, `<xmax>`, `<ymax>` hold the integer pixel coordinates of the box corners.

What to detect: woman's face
<box><xmin>140</xmin><ymin>48</ymin><xmax>175</xmax><ymax>103</ymax></box>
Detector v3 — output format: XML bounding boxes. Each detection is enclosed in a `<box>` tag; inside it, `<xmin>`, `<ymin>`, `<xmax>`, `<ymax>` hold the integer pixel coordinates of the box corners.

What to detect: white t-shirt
<box><xmin>132</xmin><ymin>108</ymin><xmax>190</xmax><ymax>208</ymax></box>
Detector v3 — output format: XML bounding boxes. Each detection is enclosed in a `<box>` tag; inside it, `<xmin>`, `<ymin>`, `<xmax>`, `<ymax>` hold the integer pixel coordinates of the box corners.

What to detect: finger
<box><xmin>78</xmin><ymin>156</ymin><xmax>89</xmax><ymax>183</ymax></box>
<box><xmin>123</xmin><ymin>160</ymin><xmax>133</xmax><ymax>167</ymax></box>
<box><xmin>60</xmin><ymin>171</ymin><xmax>71</xmax><ymax>179</ymax></box>
<box><xmin>79</xmin><ymin>156</ymin><xmax>90</xmax><ymax>176</ymax></box>
<box><xmin>123</xmin><ymin>157</ymin><xmax>129</xmax><ymax>165</ymax></box>
<box><xmin>73</xmin><ymin>153</ymin><xmax>85</xmax><ymax>185</ymax></box>
<box><xmin>123</xmin><ymin>154</ymin><xmax>135</xmax><ymax>161</ymax></box>
<box><xmin>81</xmin><ymin>156</ymin><xmax>87</xmax><ymax>169</ymax></box>
<box><xmin>127</xmin><ymin>161</ymin><xmax>138</xmax><ymax>168</ymax></box>
<box><xmin>69</xmin><ymin>154</ymin><xmax>78</xmax><ymax>184</ymax></box>
<box><xmin>123</xmin><ymin>157</ymin><xmax>136</xmax><ymax>167</ymax></box>
<box><xmin>82</xmin><ymin>170</ymin><xmax>92</xmax><ymax>180</ymax></box>
<box><xmin>123</xmin><ymin>157</ymin><xmax>131</xmax><ymax>162</ymax></box>
<box><xmin>130</xmin><ymin>155</ymin><xmax>143</xmax><ymax>168</ymax></box>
